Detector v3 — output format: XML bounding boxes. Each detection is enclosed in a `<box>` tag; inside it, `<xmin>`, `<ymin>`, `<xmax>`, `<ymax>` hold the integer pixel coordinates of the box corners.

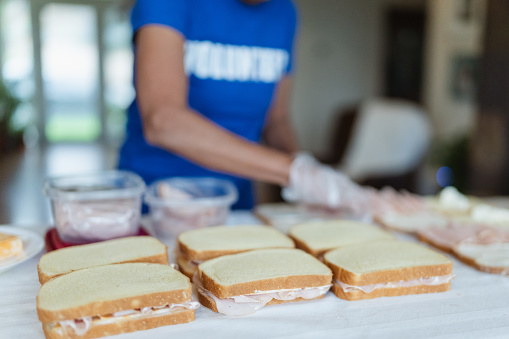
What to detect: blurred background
<box><xmin>0</xmin><ymin>0</ymin><xmax>505</xmax><ymax>225</ymax></box>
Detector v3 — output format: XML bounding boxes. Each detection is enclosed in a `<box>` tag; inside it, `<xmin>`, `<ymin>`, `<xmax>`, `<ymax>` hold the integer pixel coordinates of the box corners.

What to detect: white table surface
<box><xmin>1</xmin><ymin>212</ymin><xmax>509</xmax><ymax>339</ymax></box>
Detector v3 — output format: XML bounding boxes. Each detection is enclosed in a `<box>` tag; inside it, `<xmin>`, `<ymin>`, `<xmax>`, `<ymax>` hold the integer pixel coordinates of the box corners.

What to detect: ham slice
<box><xmin>418</xmin><ymin>224</ymin><xmax>509</xmax><ymax>251</ymax></box>
<box><xmin>193</xmin><ymin>274</ymin><xmax>331</xmax><ymax>316</ymax></box>
<box><xmin>336</xmin><ymin>274</ymin><xmax>455</xmax><ymax>294</ymax></box>
<box><xmin>56</xmin><ymin>301</ymin><xmax>200</xmax><ymax>335</ymax></box>
<box><xmin>371</xmin><ymin>186</ymin><xmax>509</xmax><ymax>276</ymax></box>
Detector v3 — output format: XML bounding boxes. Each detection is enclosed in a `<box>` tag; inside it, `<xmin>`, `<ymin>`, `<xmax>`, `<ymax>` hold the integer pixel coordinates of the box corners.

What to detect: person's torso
<box><xmin>120</xmin><ymin>0</ymin><xmax>297</xmax><ymax>209</ymax></box>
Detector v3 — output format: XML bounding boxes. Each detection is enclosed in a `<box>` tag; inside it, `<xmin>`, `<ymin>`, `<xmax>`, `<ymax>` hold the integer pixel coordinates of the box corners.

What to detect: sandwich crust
<box><xmin>196</xmin><ymin>289</ymin><xmax>324</xmax><ymax>313</ymax></box>
<box><xmin>41</xmin><ymin>308</ymin><xmax>195</xmax><ymax>339</ymax></box>
<box><xmin>331</xmin><ymin>281</ymin><xmax>451</xmax><ymax>301</ymax></box>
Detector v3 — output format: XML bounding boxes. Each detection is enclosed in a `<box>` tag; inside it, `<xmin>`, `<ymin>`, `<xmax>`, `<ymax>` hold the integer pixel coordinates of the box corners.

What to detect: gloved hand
<box><xmin>281</xmin><ymin>153</ymin><xmax>368</xmax><ymax>213</ymax></box>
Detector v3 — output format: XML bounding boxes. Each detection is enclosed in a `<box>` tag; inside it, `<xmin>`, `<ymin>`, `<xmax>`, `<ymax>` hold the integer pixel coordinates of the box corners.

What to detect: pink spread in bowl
<box><xmin>43</xmin><ymin>171</ymin><xmax>146</xmax><ymax>244</ymax></box>
<box><xmin>144</xmin><ymin>177</ymin><xmax>238</xmax><ymax>238</ymax></box>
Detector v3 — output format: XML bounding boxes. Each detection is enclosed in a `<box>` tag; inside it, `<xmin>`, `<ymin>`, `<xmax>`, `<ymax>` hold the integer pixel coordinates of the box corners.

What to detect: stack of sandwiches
<box><xmin>175</xmin><ymin>225</ymin><xmax>295</xmax><ymax>278</ymax></box>
<box><xmin>37</xmin><ymin>263</ymin><xmax>198</xmax><ymax>339</ymax></box>
<box><xmin>286</xmin><ymin>220</ymin><xmax>454</xmax><ymax>301</ymax></box>
<box><xmin>35</xmin><ymin>222</ymin><xmax>458</xmax><ymax>333</ymax></box>
<box><xmin>36</xmin><ymin>236</ymin><xmax>198</xmax><ymax>338</ymax></box>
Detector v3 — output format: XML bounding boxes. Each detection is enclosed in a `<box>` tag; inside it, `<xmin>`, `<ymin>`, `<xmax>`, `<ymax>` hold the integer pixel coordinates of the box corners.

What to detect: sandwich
<box><xmin>376</xmin><ymin>211</ymin><xmax>449</xmax><ymax>233</ymax></box>
<box><xmin>453</xmin><ymin>243</ymin><xmax>509</xmax><ymax>275</ymax></box>
<box><xmin>415</xmin><ymin>211</ymin><xmax>509</xmax><ymax>276</ymax></box>
<box><xmin>38</xmin><ymin>236</ymin><xmax>168</xmax><ymax>284</ymax></box>
<box><xmin>416</xmin><ymin>222</ymin><xmax>483</xmax><ymax>253</ymax></box>
<box><xmin>0</xmin><ymin>232</ymin><xmax>23</xmax><ymax>261</ymax></box>
<box><xmin>176</xmin><ymin>225</ymin><xmax>295</xmax><ymax>278</ymax></box>
<box><xmin>254</xmin><ymin>202</ymin><xmax>358</xmax><ymax>233</ymax></box>
<box><xmin>374</xmin><ymin>187</ymin><xmax>482</xmax><ymax>234</ymax></box>
<box><xmin>416</xmin><ymin>220</ymin><xmax>509</xmax><ymax>253</ymax></box>
<box><xmin>323</xmin><ymin>239</ymin><xmax>454</xmax><ymax>301</ymax></box>
<box><xmin>289</xmin><ymin>220</ymin><xmax>395</xmax><ymax>258</ymax></box>
<box><xmin>195</xmin><ymin>248</ymin><xmax>332</xmax><ymax>316</ymax></box>
<box><xmin>254</xmin><ymin>203</ymin><xmax>319</xmax><ymax>233</ymax></box>
<box><xmin>37</xmin><ymin>263</ymin><xmax>199</xmax><ymax>339</ymax></box>
<box><xmin>373</xmin><ymin>187</ymin><xmax>463</xmax><ymax>233</ymax></box>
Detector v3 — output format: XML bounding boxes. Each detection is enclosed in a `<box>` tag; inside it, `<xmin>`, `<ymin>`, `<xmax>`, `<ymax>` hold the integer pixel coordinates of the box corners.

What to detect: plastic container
<box><xmin>43</xmin><ymin>171</ymin><xmax>146</xmax><ymax>244</ymax></box>
<box><xmin>145</xmin><ymin>177</ymin><xmax>238</xmax><ymax>238</ymax></box>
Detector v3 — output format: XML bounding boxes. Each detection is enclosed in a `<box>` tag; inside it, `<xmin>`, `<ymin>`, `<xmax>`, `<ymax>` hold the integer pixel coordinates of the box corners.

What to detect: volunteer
<box><xmin>118</xmin><ymin>0</ymin><xmax>366</xmax><ymax>210</ymax></box>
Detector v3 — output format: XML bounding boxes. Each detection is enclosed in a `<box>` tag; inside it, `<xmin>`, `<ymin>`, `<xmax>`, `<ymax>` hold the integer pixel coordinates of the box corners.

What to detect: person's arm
<box><xmin>135</xmin><ymin>25</ymin><xmax>368</xmax><ymax>212</ymax></box>
<box><xmin>135</xmin><ymin>26</ymin><xmax>292</xmax><ymax>186</ymax></box>
<box><xmin>263</xmin><ymin>76</ymin><xmax>299</xmax><ymax>154</ymax></box>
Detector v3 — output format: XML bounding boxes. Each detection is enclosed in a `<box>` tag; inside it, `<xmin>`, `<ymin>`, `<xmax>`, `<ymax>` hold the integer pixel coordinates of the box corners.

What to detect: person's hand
<box><xmin>281</xmin><ymin>153</ymin><xmax>368</xmax><ymax>213</ymax></box>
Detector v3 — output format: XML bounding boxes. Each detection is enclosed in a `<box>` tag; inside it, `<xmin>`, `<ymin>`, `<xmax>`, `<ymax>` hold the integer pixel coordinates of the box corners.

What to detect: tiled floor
<box><xmin>0</xmin><ymin>143</ymin><xmax>118</xmax><ymax>225</ymax></box>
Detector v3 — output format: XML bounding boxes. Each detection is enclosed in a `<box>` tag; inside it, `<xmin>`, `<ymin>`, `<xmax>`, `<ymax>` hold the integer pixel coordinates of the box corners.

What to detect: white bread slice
<box><xmin>38</xmin><ymin>236</ymin><xmax>168</xmax><ymax>284</ymax></box>
<box><xmin>198</xmin><ymin>248</ymin><xmax>332</xmax><ymax>299</ymax></box>
<box><xmin>289</xmin><ymin>220</ymin><xmax>395</xmax><ymax>257</ymax></box>
<box><xmin>323</xmin><ymin>240</ymin><xmax>453</xmax><ymax>286</ymax></box>
<box><xmin>37</xmin><ymin>263</ymin><xmax>191</xmax><ymax>323</ymax></box>
<box><xmin>177</xmin><ymin>225</ymin><xmax>295</xmax><ymax>261</ymax></box>
<box><xmin>453</xmin><ymin>243</ymin><xmax>509</xmax><ymax>275</ymax></box>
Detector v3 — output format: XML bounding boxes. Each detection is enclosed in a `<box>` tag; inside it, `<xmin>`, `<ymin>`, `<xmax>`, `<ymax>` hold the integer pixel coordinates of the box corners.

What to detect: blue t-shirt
<box><xmin>118</xmin><ymin>0</ymin><xmax>297</xmax><ymax>210</ymax></box>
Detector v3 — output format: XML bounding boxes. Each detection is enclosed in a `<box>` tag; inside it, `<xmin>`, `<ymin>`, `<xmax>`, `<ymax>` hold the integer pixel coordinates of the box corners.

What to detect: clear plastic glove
<box><xmin>282</xmin><ymin>153</ymin><xmax>369</xmax><ymax>213</ymax></box>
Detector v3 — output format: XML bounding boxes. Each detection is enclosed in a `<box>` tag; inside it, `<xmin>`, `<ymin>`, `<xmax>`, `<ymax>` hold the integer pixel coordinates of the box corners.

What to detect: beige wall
<box><xmin>291</xmin><ymin>0</ymin><xmax>426</xmax><ymax>155</ymax></box>
<box><xmin>423</xmin><ymin>0</ymin><xmax>486</xmax><ymax>141</ymax></box>
<box><xmin>290</xmin><ymin>0</ymin><xmax>485</xmax><ymax>156</ymax></box>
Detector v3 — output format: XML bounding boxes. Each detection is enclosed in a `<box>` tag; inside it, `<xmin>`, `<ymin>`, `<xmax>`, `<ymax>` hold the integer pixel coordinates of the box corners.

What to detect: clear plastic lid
<box><xmin>43</xmin><ymin>170</ymin><xmax>146</xmax><ymax>201</ymax></box>
<box><xmin>144</xmin><ymin>177</ymin><xmax>238</xmax><ymax>207</ymax></box>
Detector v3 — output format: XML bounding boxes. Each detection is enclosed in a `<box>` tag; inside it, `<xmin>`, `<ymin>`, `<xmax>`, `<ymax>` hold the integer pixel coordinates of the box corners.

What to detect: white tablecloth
<box><xmin>1</xmin><ymin>212</ymin><xmax>509</xmax><ymax>339</ymax></box>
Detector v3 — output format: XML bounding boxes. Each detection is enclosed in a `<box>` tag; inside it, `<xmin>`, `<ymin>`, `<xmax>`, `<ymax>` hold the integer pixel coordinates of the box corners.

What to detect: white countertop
<box><xmin>1</xmin><ymin>212</ymin><xmax>509</xmax><ymax>339</ymax></box>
